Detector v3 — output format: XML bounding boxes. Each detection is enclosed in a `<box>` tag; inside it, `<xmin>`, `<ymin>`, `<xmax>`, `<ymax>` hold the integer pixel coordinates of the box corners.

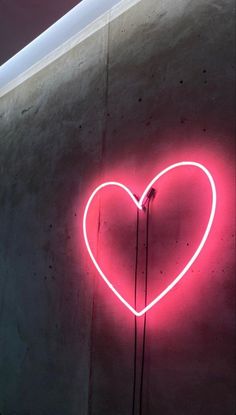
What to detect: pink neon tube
<box><xmin>82</xmin><ymin>161</ymin><xmax>217</xmax><ymax>317</ymax></box>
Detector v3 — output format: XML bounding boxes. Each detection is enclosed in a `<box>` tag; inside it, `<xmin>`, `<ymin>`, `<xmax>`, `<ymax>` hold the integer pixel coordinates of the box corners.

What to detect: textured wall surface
<box><xmin>0</xmin><ymin>0</ymin><xmax>235</xmax><ymax>414</ymax></box>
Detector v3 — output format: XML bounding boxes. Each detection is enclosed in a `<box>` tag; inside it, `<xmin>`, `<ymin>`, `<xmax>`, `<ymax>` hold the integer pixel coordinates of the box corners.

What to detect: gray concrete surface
<box><xmin>0</xmin><ymin>0</ymin><xmax>235</xmax><ymax>414</ymax></box>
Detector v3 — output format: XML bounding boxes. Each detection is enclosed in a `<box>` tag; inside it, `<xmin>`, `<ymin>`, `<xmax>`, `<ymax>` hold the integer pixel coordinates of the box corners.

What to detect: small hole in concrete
<box><xmin>179</xmin><ymin>80</ymin><xmax>183</xmax><ymax>84</ymax></box>
<box><xmin>138</xmin><ymin>98</ymin><xmax>142</xmax><ymax>102</ymax></box>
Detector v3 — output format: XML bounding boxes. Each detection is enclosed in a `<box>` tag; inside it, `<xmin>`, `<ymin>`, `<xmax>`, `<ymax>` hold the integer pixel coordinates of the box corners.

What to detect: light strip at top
<box><xmin>0</xmin><ymin>0</ymin><xmax>141</xmax><ymax>97</ymax></box>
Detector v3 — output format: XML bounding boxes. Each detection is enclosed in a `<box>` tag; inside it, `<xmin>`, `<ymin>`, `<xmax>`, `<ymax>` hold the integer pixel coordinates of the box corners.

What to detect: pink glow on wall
<box><xmin>82</xmin><ymin>162</ymin><xmax>216</xmax><ymax>317</ymax></box>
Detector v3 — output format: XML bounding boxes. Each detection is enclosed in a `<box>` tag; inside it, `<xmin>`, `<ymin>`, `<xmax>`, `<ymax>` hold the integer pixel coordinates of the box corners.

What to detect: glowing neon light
<box><xmin>82</xmin><ymin>162</ymin><xmax>217</xmax><ymax>316</ymax></box>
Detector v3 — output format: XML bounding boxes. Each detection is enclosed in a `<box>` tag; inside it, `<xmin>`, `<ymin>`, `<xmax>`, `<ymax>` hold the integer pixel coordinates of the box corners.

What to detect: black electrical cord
<box><xmin>132</xmin><ymin>209</ymin><xmax>139</xmax><ymax>415</ymax></box>
<box><xmin>132</xmin><ymin>191</ymin><xmax>153</xmax><ymax>415</ymax></box>
<box><xmin>139</xmin><ymin>198</ymin><xmax>150</xmax><ymax>415</ymax></box>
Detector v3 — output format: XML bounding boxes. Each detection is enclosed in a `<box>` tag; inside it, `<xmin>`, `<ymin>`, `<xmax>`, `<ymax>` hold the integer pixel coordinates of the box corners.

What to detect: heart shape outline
<box><xmin>83</xmin><ymin>161</ymin><xmax>216</xmax><ymax>316</ymax></box>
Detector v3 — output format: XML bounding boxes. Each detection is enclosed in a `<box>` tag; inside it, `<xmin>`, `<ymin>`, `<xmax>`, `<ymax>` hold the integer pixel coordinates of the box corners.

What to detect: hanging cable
<box><xmin>139</xmin><ymin>196</ymin><xmax>151</xmax><ymax>415</ymax></box>
<box><xmin>133</xmin><ymin>188</ymin><xmax>154</xmax><ymax>415</ymax></box>
<box><xmin>132</xmin><ymin>209</ymin><xmax>139</xmax><ymax>415</ymax></box>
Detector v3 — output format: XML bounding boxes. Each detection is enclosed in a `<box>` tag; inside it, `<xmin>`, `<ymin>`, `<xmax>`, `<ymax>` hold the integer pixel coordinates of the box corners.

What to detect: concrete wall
<box><xmin>0</xmin><ymin>0</ymin><xmax>235</xmax><ymax>414</ymax></box>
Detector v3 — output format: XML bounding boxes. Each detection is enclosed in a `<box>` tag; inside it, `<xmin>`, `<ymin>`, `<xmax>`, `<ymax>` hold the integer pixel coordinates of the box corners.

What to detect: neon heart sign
<box><xmin>83</xmin><ymin>161</ymin><xmax>216</xmax><ymax>316</ymax></box>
